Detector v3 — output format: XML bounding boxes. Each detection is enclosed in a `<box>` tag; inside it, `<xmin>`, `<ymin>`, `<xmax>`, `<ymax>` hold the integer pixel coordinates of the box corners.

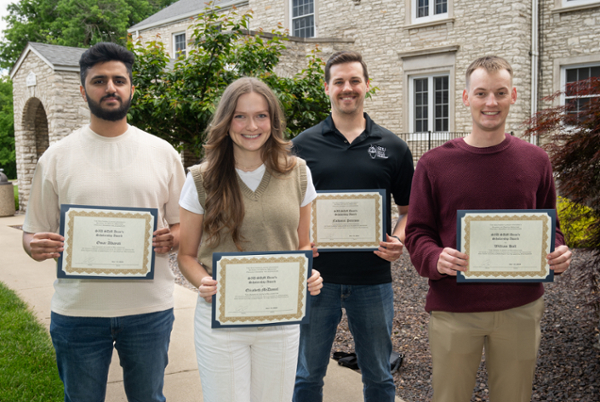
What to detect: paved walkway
<box><xmin>0</xmin><ymin>214</ymin><xmax>405</xmax><ymax>402</ymax></box>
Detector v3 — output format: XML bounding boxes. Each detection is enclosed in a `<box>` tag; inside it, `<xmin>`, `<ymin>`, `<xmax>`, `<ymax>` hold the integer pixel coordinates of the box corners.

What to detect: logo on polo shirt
<box><xmin>368</xmin><ymin>144</ymin><xmax>388</xmax><ymax>159</ymax></box>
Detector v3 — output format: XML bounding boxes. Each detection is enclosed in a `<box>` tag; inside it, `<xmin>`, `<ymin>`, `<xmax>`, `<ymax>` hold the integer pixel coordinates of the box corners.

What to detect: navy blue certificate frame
<box><xmin>456</xmin><ymin>209</ymin><xmax>556</xmax><ymax>283</ymax></box>
<box><xmin>312</xmin><ymin>189</ymin><xmax>387</xmax><ymax>252</ymax></box>
<box><xmin>211</xmin><ymin>250</ymin><xmax>312</xmax><ymax>328</ymax></box>
<box><xmin>57</xmin><ymin>204</ymin><xmax>157</xmax><ymax>280</ymax></box>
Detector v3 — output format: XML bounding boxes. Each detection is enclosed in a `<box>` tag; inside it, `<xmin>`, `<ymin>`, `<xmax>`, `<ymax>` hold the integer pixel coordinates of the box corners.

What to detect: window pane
<box><xmin>579</xmin><ymin>68</ymin><xmax>590</xmax><ymax>81</ymax></box>
<box><xmin>174</xmin><ymin>33</ymin><xmax>186</xmax><ymax>57</ymax></box>
<box><xmin>293</xmin><ymin>0</ymin><xmax>314</xmax><ymax>17</ymax></box>
<box><xmin>434</xmin><ymin>76</ymin><xmax>449</xmax><ymax>132</ymax></box>
<box><xmin>418</xmin><ymin>0</ymin><xmax>429</xmax><ymax>18</ymax></box>
<box><xmin>293</xmin><ymin>15</ymin><xmax>314</xmax><ymax>38</ymax></box>
<box><xmin>566</xmin><ymin>68</ymin><xmax>578</xmax><ymax>84</ymax></box>
<box><xmin>435</xmin><ymin>0</ymin><xmax>447</xmax><ymax>14</ymax></box>
<box><xmin>292</xmin><ymin>0</ymin><xmax>314</xmax><ymax>38</ymax></box>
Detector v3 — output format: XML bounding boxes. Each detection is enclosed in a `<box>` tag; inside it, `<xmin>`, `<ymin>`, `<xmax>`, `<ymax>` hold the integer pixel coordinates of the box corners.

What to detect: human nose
<box><xmin>485</xmin><ymin>94</ymin><xmax>498</xmax><ymax>106</ymax></box>
<box><xmin>106</xmin><ymin>79</ymin><xmax>116</xmax><ymax>93</ymax></box>
<box><xmin>246</xmin><ymin>117</ymin><xmax>258</xmax><ymax>130</ymax></box>
<box><xmin>342</xmin><ymin>81</ymin><xmax>352</xmax><ymax>92</ymax></box>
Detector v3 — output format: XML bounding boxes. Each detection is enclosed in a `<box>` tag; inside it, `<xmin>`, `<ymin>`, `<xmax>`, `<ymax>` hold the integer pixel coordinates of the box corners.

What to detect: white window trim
<box><xmin>411</xmin><ymin>0</ymin><xmax>449</xmax><ymax>24</ymax></box>
<box><xmin>172</xmin><ymin>31</ymin><xmax>186</xmax><ymax>58</ymax></box>
<box><xmin>561</xmin><ymin>0</ymin><xmax>600</xmax><ymax>7</ymax></box>
<box><xmin>289</xmin><ymin>0</ymin><xmax>317</xmax><ymax>38</ymax></box>
<box><xmin>560</xmin><ymin>62</ymin><xmax>600</xmax><ymax>106</ymax></box>
<box><xmin>408</xmin><ymin>73</ymin><xmax>451</xmax><ymax>138</ymax></box>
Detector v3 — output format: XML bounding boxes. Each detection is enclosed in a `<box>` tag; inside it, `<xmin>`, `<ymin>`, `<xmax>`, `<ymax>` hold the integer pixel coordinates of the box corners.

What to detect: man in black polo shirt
<box><xmin>292</xmin><ymin>51</ymin><xmax>414</xmax><ymax>402</ymax></box>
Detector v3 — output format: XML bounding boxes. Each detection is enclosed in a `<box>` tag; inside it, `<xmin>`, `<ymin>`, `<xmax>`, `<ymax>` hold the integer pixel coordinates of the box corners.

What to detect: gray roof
<box><xmin>129</xmin><ymin>0</ymin><xmax>247</xmax><ymax>32</ymax></box>
<box><xmin>10</xmin><ymin>42</ymin><xmax>87</xmax><ymax>78</ymax></box>
<box><xmin>28</xmin><ymin>42</ymin><xmax>87</xmax><ymax>68</ymax></box>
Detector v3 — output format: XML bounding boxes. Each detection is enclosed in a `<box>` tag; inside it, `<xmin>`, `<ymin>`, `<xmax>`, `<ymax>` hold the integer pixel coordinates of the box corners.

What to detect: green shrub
<box><xmin>557</xmin><ymin>196</ymin><xmax>598</xmax><ymax>249</ymax></box>
<box><xmin>13</xmin><ymin>183</ymin><xmax>18</xmax><ymax>211</ymax></box>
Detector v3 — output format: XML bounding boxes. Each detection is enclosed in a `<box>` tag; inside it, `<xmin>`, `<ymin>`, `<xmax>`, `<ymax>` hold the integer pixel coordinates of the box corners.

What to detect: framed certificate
<box><xmin>311</xmin><ymin>190</ymin><xmax>386</xmax><ymax>251</ymax></box>
<box><xmin>57</xmin><ymin>204</ymin><xmax>157</xmax><ymax>279</ymax></box>
<box><xmin>211</xmin><ymin>251</ymin><xmax>312</xmax><ymax>328</ymax></box>
<box><xmin>456</xmin><ymin>210</ymin><xmax>556</xmax><ymax>283</ymax></box>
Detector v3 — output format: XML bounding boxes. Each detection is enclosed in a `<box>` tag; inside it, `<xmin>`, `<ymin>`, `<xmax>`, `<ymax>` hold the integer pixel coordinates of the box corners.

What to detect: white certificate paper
<box><xmin>311</xmin><ymin>190</ymin><xmax>386</xmax><ymax>251</ymax></box>
<box><xmin>457</xmin><ymin>210</ymin><xmax>556</xmax><ymax>282</ymax></box>
<box><xmin>212</xmin><ymin>251</ymin><xmax>312</xmax><ymax>328</ymax></box>
<box><xmin>58</xmin><ymin>205</ymin><xmax>157</xmax><ymax>279</ymax></box>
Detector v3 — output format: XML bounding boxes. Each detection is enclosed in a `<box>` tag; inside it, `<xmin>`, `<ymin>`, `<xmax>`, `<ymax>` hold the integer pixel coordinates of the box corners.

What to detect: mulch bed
<box><xmin>170</xmin><ymin>251</ymin><xmax>600</xmax><ymax>401</ymax></box>
<box><xmin>331</xmin><ymin>250</ymin><xmax>600</xmax><ymax>402</ymax></box>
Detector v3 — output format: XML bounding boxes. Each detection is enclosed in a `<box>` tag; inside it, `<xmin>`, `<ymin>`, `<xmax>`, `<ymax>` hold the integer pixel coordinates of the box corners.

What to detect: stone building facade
<box><xmin>10</xmin><ymin>0</ymin><xmax>600</xmax><ymax>210</ymax></box>
<box><xmin>9</xmin><ymin>43</ymin><xmax>89</xmax><ymax>210</ymax></box>
<box><xmin>129</xmin><ymin>0</ymin><xmax>600</xmax><ymax>141</ymax></box>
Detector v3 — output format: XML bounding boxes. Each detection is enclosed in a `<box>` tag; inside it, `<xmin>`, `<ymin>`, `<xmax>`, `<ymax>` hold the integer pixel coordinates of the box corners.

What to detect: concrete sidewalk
<box><xmin>0</xmin><ymin>214</ymin><xmax>405</xmax><ymax>402</ymax></box>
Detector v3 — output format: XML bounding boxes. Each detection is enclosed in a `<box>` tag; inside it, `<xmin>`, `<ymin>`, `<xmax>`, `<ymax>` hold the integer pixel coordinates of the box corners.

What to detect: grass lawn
<box><xmin>0</xmin><ymin>282</ymin><xmax>63</xmax><ymax>401</ymax></box>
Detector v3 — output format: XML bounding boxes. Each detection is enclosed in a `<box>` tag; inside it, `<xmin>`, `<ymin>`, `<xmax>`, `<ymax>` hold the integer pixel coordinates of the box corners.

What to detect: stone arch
<box><xmin>22</xmin><ymin>97</ymin><xmax>50</xmax><ymax>164</ymax></box>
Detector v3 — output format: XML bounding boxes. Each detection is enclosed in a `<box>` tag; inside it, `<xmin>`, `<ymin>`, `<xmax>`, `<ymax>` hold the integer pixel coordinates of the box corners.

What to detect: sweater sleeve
<box><xmin>404</xmin><ymin>159</ymin><xmax>447</xmax><ymax>280</ymax></box>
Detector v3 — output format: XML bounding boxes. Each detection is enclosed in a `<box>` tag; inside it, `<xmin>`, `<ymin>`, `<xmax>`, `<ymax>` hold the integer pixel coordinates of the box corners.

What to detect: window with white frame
<box><xmin>562</xmin><ymin>64</ymin><xmax>600</xmax><ymax>120</ymax></box>
<box><xmin>291</xmin><ymin>0</ymin><xmax>315</xmax><ymax>38</ymax></box>
<box><xmin>173</xmin><ymin>32</ymin><xmax>186</xmax><ymax>58</ymax></box>
<box><xmin>409</xmin><ymin>74</ymin><xmax>449</xmax><ymax>134</ymax></box>
<box><xmin>412</xmin><ymin>0</ymin><xmax>448</xmax><ymax>23</ymax></box>
<box><xmin>562</xmin><ymin>0</ymin><xmax>600</xmax><ymax>7</ymax></box>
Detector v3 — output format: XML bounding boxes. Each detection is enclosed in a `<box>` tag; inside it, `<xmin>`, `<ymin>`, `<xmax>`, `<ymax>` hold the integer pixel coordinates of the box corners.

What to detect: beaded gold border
<box><xmin>216</xmin><ymin>255</ymin><xmax>307</xmax><ymax>324</ymax></box>
<box><xmin>463</xmin><ymin>213</ymin><xmax>550</xmax><ymax>279</ymax></box>
<box><xmin>312</xmin><ymin>192</ymin><xmax>382</xmax><ymax>248</ymax></box>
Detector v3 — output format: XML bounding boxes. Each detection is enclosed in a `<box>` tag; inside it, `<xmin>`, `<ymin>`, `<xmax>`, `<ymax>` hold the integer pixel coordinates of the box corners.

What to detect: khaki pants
<box><xmin>429</xmin><ymin>298</ymin><xmax>544</xmax><ymax>402</ymax></box>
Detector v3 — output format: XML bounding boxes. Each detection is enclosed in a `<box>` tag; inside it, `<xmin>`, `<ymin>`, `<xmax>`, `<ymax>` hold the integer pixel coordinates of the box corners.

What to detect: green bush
<box><xmin>557</xmin><ymin>196</ymin><xmax>598</xmax><ymax>249</ymax></box>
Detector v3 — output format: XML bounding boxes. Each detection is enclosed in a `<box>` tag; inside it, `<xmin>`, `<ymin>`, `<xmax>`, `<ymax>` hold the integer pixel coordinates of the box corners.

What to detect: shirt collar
<box><xmin>321</xmin><ymin>113</ymin><xmax>382</xmax><ymax>140</ymax></box>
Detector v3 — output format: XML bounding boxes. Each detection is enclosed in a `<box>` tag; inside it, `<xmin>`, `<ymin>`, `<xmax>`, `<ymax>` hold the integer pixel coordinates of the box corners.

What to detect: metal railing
<box><xmin>397</xmin><ymin>131</ymin><xmax>470</xmax><ymax>164</ymax></box>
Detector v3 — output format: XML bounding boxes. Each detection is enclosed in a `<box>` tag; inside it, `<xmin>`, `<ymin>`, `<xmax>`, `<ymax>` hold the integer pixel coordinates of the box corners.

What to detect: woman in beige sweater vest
<box><xmin>178</xmin><ymin>77</ymin><xmax>323</xmax><ymax>402</ymax></box>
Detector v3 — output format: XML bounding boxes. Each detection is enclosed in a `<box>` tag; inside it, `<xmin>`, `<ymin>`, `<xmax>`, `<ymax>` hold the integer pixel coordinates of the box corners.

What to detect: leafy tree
<box><xmin>0</xmin><ymin>0</ymin><xmax>177</xmax><ymax>69</ymax></box>
<box><xmin>0</xmin><ymin>77</ymin><xmax>15</xmax><ymax>179</ymax></box>
<box><xmin>128</xmin><ymin>5</ymin><xmax>337</xmax><ymax>166</ymax></box>
<box><xmin>524</xmin><ymin>76</ymin><xmax>600</xmax><ymax>329</ymax></box>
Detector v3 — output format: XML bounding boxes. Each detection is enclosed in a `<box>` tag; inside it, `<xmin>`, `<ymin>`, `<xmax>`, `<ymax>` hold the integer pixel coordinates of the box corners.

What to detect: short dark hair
<box><xmin>324</xmin><ymin>51</ymin><xmax>369</xmax><ymax>84</ymax></box>
<box><xmin>79</xmin><ymin>42</ymin><xmax>135</xmax><ymax>86</ymax></box>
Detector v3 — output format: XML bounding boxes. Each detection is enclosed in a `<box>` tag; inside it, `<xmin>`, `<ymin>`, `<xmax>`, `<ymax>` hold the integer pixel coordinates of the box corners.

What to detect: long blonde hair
<box><xmin>202</xmin><ymin>77</ymin><xmax>296</xmax><ymax>250</ymax></box>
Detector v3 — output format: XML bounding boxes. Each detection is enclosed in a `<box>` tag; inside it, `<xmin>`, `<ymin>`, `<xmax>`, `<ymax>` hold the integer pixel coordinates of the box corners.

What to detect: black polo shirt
<box><xmin>292</xmin><ymin>113</ymin><xmax>414</xmax><ymax>285</ymax></box>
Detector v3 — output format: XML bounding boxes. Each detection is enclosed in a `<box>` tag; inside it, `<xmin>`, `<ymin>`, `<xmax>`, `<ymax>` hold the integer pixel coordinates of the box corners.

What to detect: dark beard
<box><xmin>86</xmin><ymin>90</ymin><xmax>132</xmax><ymax>122</ymax></box>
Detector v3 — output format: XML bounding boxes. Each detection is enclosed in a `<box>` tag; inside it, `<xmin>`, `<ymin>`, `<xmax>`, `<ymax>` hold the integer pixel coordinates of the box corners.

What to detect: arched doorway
<box><xmin>17</xmin><ymin>97</ymin><xmax>49</xmax><ymax>208</ymax></box>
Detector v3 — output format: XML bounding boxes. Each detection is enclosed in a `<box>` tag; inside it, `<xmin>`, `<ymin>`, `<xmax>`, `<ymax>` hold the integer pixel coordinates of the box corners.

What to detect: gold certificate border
<box><xmin>217</xmin><ymin>255</ymin><xmax>307</xmax><ymax>324</ymax></box>
<box><xmin>463</xmin><ymin>213</ymin><xmax>550</xmax><ymax>279</ymax></box>
<box><xmin>312</xmin><ymin>193</ymin><xmax>382</xmax><ymax>248</ymax></box>
<box><xmin>63</xmin><ymin>209</ymin><xmax>153</xmax><ymax>276</ymax></box>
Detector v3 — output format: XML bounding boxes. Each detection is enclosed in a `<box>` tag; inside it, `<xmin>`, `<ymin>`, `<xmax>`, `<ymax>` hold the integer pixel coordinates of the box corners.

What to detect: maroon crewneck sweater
<box><xmin>405</xmin><ymin>133</ymin><xmax>565</xmax><ymax>313</ymax></box>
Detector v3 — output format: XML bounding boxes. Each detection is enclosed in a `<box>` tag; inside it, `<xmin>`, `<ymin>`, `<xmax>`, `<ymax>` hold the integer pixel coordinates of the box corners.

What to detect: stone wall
<box><xmin>12</xmin><ymin>51</ymin><xmax>89</xmax><ymax>210</ymax></box>
<box><xmin>248</xmin><ymin>0</ymin><xmax>535</xmax><ymax>136</ymax></box>
<box><xmin>539</xmin><ymin>0</ymin><xmax>600</xmax><ymax>106</ymax></box>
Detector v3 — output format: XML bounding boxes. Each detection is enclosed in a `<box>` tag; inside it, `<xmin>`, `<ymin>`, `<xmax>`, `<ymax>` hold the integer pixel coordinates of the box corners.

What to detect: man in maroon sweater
<box><xmin>405</xmin><ymin>56</ymin><xmax>572</xmax><ymax>401</ymax></box>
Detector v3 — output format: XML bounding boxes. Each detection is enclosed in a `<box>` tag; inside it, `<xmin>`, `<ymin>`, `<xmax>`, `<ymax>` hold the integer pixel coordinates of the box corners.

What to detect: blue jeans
<box><xmin>50</xmin><ymin>309</ymin><xmax>174</xmax><ymax>402</ymax></box>
<box><xmin>293</xmin><ymin>282</ymin><xmax>395</xmax><ymax>402</ymax></box>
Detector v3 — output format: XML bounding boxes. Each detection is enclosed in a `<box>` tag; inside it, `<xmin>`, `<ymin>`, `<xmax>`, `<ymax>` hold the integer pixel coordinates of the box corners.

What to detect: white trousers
<box><xmin>194</xmin><ymin>297</ymin><xmax>300</xmax><ymax>402</ymax></box>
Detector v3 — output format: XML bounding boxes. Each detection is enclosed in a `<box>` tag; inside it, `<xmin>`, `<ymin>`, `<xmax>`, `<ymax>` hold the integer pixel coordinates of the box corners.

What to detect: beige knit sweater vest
<box><xmin>190</xmin><ymin>159</ymin><xmax>307</xmax><ymax>275</ymax></box>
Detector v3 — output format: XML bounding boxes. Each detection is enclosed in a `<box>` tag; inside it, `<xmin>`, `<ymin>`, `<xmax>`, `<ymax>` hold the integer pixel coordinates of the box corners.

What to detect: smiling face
<box><xmin>229</xmin><ymin>92</ymin><xmax>272</xmax><ymax>161</ymax></box>
<box><xmin>463</xmin><ymin>67</ymin><xmax>517</xmax><ymax>139</ymax></box>
<box><xmin>80</xmin><ymin>60</ymin><xmax>134</xmax><ymax>122</ymax></box>
<box><xmin>324</xmin><ymin>61</ymin><xmax>370</xmax><ymax>118</ymax></box>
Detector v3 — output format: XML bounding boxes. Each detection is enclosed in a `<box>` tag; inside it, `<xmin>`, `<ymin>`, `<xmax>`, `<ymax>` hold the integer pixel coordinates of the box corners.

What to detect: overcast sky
<box><xmin>0</xmin><ymin>0</ymin><xmax>12</xmax><ymax>38</ymax></box>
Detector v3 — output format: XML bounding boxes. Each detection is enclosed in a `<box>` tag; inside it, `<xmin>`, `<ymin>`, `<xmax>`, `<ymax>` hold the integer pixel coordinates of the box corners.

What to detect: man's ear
<box><xmin>324</xmin><ymin>81</ymin><xmax>330</xmax><ymax>97</ymax></box>
<box><xmin>511</xmin><ymin>87</ymin><xmax>517</xmax><ymax>105</ymax></box>
<box><xmin>79</xmin><ymin>85</ymin><xmax>87</xmax><ymax>102</ymax></box>
<box><xmin>462</xmin><ymin>89</ymin><xmax>470</xmax><ymax>107</ymax></box>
